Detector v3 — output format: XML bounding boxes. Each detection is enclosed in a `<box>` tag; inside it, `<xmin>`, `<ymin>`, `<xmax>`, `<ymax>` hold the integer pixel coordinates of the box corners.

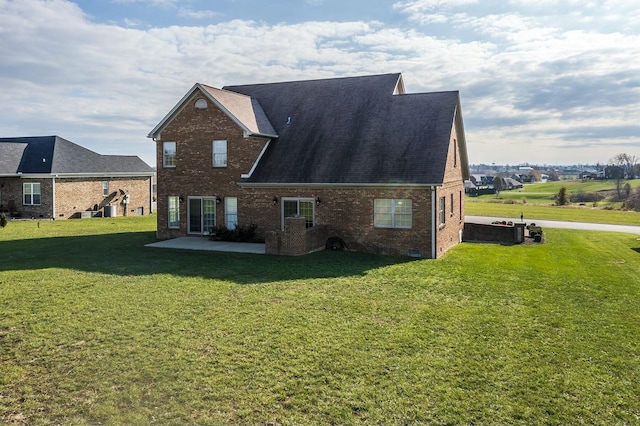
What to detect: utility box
<box><xmin>104</xmin><ymin>205</ymin><xmax>117</xmax><ymax>217</ymax></box>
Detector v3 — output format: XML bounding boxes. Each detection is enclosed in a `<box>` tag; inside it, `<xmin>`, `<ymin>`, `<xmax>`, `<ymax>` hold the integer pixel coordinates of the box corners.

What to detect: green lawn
<box><xmin>467</xmin><ymin>179</ymin><xmax>640</xmax><ymax>225</ymax></box>
<box><xmin>1</xmin><ymin>216</ymin><xmax>640</xmax><ymax>424</ymax></box>
<box><xmin>472</xmin><ymin>179</ymin><xmax>640</xmax><ymax>205</ymax></box>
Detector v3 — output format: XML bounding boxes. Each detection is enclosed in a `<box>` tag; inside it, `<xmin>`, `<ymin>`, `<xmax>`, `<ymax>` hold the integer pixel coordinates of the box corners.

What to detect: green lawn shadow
<box><xmin>0</xmin><ymin>231</ymin><xmax>415</xmax><ymax>284</ymax></box>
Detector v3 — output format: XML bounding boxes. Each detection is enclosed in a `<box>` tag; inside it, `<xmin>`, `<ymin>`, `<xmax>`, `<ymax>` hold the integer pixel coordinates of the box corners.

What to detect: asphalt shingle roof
<box><xmin>0</xmin><ymin>136</ymin><xmax>153</xmax><ymax>175</ymax></box>
<box><xmin>223</xmin><ymin>73</ymin><xmax>462</xmax><ymax>185</ymax></box>
<box><xmin>200</xmin><ymin>85</ymin><xmax>277</xmax><ymax>137</ymax></box>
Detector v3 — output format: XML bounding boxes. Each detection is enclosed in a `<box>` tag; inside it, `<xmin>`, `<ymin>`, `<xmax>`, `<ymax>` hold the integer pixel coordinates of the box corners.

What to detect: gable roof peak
<box><xmin>148</xmin><ymin>83</ymin><xmax>277</xmax><ymax>139</ymax></box>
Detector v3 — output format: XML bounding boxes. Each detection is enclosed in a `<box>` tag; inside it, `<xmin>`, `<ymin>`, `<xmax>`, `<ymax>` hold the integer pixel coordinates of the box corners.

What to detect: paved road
<box><xmin>466</xmin><ymin>215</ymin><xmax>640</xmax><ymax>235</ymax></box>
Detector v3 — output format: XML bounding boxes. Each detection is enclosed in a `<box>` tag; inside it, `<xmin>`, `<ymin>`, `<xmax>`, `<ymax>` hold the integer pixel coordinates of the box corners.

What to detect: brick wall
<box><xmin>463</xmin><ymin>222</ymin><xmax>526</xmax><ymax>244</ymax></box>
<box><xmin>0</xmin><ymin>176</ymin><xmax>152</xmax><ymax>219</ymax></box>
<box><xmin>0</xmin><ymin>178</ymin><xmax>53</xmax><ymax>219</ymax></box>
<box><xmin>54</xmin><ymin>176</ymin><xmax>152</xmax><ymax>219</ymax></box>
<box><xmin>433</xmin><ymin>122</ymin><xmax>466</xmax><ymax>258</ymax></box>
<box><xmin>155</xmin><ymin>89</ymin><xmax>269</xmax><ymax>238</ymax></box>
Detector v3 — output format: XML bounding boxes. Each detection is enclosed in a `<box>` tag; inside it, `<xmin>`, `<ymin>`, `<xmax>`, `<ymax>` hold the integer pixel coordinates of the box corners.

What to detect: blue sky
<box><xmin>1</xmin><ymin>0</ymin><xmax>639</xmax><ymax>167</ymax></box>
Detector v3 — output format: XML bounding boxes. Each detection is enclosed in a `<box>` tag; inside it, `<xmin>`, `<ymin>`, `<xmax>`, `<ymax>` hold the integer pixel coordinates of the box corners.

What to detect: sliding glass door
<box><xmin>188</xmin><ymin>197</ymin><xmax>216</xmax><ymax>234</ymax></box>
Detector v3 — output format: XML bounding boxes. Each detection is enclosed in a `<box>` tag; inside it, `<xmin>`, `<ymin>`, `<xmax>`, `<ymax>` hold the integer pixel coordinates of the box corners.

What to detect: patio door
<box><xmin>188</xmin><ymin>197</ymin><xmax>216</xmax><ymax>234</ymax></box>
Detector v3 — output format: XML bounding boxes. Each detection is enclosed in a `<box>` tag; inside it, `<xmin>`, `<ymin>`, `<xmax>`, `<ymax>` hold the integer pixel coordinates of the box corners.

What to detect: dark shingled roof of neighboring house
<box><xmin>223</xmin><ymin>73</ymin><xmax>468</xmax><ymax>185</ymax></box>
<box><xmin>0</xmin><ymin>136</ymin><xmax>154</xmax><ymax>176</ymax></box>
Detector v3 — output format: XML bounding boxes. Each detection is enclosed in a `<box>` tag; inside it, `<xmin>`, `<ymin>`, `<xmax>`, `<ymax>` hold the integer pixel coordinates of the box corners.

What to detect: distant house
<box><xmin>148</xmin><ymin>73</ymin><xmax>470</xmax><ymax>257</ymax></box>
<box><xmin>0</xmin><ymin>136</ymin><xmax>154</xmax><ymax>219</ymax></box>
<box><xmin>605</xmin><ymin>166</ymin><xmax>625</xmax><ymax>180</ymax></box>
<box><xmin>470</xmin><ymin>174</ymin><xmax>493</xmax><ymax>186</ymax></box>
<box><xmin>503</xmin><ymin>177</ymin><xmax>523</xmax><ymax>190</ymax></box>
<box><xmin>579</xmin><ymin>171</ymin><xmax>599</xmax><ymax>179</ymax></box>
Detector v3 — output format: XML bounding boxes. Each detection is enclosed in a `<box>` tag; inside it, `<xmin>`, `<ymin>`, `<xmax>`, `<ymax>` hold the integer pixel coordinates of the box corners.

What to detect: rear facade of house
<box><xmin>149</xmin><ymin>73</ymin><xmax>469</xmax><ymax>258</ymax></box>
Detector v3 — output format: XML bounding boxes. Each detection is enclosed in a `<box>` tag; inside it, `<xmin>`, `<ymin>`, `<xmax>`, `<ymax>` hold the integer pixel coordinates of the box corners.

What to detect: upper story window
<box><xmin>374</xmin><ymin>199</ymin><xmax>412</xmax><ymax>229</ymax></box>
<box><xmin>212</xmin><ymin>140</ymin><xmax>227</xmax><ymax>167</ymax></box>
<box><xmin>163</xmin><ymin>142</ymin><xmax>176</xmax><ymax>168</ymax></box>
<box><xmin>450</xmin><ymin>193</ymin><xmax>454</xmax><ymax>216</ymax></box>
<box><xmin>454</xmin><ymin>139</ymin><xmax>457</xmax><ymax>167</ymax></box>
<box><xmin>24</xmin><ymin>182</ymin><xmax>41</xmax><ymax>206</ymax></box>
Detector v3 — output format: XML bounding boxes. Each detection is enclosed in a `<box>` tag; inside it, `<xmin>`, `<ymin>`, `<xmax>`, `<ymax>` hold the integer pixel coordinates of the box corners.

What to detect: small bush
<box><xmin>210</xmin><ymin>224</ymin><xmax>259</xmax><ymax>242</ymax></box>
<box><xmin>0</xmin><ymin>213</ymin><xmax>7</xmax><ymax>228</ymax></box>
<box><xmin>555</xmin><ymin>187</ymin><xmax>568</xmax><ymax>206</ymax></box>
<box><xmin>570</xmin><ymin>191</ymin><xmax>604</xmax><ymax>204</ymax></box>
<box><xmin>623</xmin><ymin>189</ymin><xmax>640</xmax><ymax>212</ymax></box>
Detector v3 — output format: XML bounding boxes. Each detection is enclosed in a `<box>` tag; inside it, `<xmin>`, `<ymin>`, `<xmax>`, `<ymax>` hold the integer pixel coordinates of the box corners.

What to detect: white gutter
<box><xmin>149</xmin><ymin>177</ymin><xmax>154</xmax><ymax>213</ymax></box>
<box><xmin>52</xmin><ymin>176</ymin><xmax>56</xmax><ymax>219</ymax></box>
<box><xmin>238</xmin><ymin>182</ymin><xmax>443</xmax><ymax>189</ymax></box>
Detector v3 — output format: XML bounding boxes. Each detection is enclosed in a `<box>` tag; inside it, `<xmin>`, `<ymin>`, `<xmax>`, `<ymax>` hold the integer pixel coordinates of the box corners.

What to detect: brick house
<box><xmin>148</xmin><ymin>73</ymin><xmax>469</xmax><ymax>258</ymax></box>
<box><xmin>0</xmin><ymin>136</ymin><xmax>154</xmax><ymax>219</ymax></box>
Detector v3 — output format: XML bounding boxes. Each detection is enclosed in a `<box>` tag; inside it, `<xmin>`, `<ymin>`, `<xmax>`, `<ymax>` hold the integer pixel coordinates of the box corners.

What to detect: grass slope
<box><xmin>1</xmin><ymin>216</ymin><xmax>639</xmax><ymax>424</ymax></box>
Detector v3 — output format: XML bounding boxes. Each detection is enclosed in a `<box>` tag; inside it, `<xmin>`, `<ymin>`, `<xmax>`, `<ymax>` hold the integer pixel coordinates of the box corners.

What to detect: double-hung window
<box><xmin>168</xmin><ymin>196</ymin><xmax>180</xmax><ymax>229</ymax></box>
<box><xmin>450</xmin><ymin>193</ymin><xmax>454</xmax><ymax>216</ymax></box>
<box><xmin>163</xmin><ymin>142</ymin><xmax>176</xmax><ymax>168</ymax></box>
<box><xmin>225</xmin><ymin>197</ymin><xmax>238</xmax><ymax>229</ymax></box>
<box><xmin>23</xmin><ymin>183</ymin><xmax>41</xmax><ymax>205</ymax></box>
<box><xmin>439</xmin><ymin>196</ymin><xmax>446</xmax><ymax>225</ymax></box>
<box><xmin>374</xmin><ymin>199</ymin><xmax>412</xmax><ymax>229</ymax></box>
<box><xmin>102</xmin><ymin>181</ymin><xmax>109</xmax><ymax>196</ymax></box>
<box><xmin>212</xmin><ymin>140</ymin><xmax>227</xmax><ymax>167</ymax></box>
<box><xmin>282</xmin><ymin>198</ymin><xmax>314</xmax><ymax>228</ymax></box>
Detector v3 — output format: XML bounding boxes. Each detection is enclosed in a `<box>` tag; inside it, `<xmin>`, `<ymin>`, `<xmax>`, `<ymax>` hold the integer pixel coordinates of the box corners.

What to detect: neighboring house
<box><xmin>503</xmin><ymin>177</ymin><xmax>523</xmax><ymax>190</ymax></box>
<box><xmin>0</xmin><ymin>136</ymin><xmax>154</xmax><ymax>219</ymax></box>
<box><xmin>148</xmin><ymin>73</ymin><xmax>469</xmax><ymax>258</ymax></box>
<box><xmin>605</xmin><ymin>165</ymin><xmax>625</xmax><ymax>180</ymax></box>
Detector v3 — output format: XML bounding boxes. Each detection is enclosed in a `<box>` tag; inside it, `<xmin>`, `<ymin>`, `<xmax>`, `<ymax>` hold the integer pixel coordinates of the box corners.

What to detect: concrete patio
<box><xmin>145</xmin><ymin>237</ymin><xmax>266</xmax><ymax>254</ymax></box>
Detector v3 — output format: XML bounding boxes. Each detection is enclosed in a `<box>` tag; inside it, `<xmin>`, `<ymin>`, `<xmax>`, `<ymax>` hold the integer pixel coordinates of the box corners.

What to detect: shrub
<box><xmin>570</xmin><ymin>191</ymin><xmax>604</xmax><ymax>204</ymax></box>
<box><xmin>0</xmin><ymin>213</ymin><xmax>7</xmax><ymax>228</ymax></box>
<box><xmin>555</xmin><ymin>187</ymin><xmax>569</xmax><ymax>206</ymax></box>
<box><xmin>210</xmin><ymin>224</ymin><xmax>259</xmax><ymax>242</ymax></box>
<box><xmin>623</xmin><ymin>189</ymin><xmax>640</xmax><ymax>212</ymax></box>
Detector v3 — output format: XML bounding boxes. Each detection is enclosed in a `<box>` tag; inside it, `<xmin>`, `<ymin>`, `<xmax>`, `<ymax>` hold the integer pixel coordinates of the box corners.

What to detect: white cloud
<box><xmin>393</xmin><ymin>0</ymin><xmax>478</xmax><ymax>24</ymax></box>
<box><xmin>177</xmin><ymin>8</ymin><xmax>222</xmax><ymax>20</ymax></box>
<box><xmin>0</xmin><ymin>0</ymin><xmax>639</xmax><ymax>166</ymax></box>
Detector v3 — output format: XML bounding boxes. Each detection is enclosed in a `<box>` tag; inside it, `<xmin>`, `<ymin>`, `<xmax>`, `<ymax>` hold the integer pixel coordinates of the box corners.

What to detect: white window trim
<box><xmin>224</xmin><ymin>197</ymin><xmax>238</xmax><ymax>230</ymax></box>
<box><xmin>374</xmin><ymin>198</ymin><xmax>413</xmax><ymax>229</ymax></box>
<box><xmin>23</xmin><ymin>182</ymin><xmax>41</xmax><ymax>206</ymax></box>
<box><xmin>187</xmin><ymin>196</ymin><xmax>217</xmax><ymax>235</ymax></box>
<box><xmin>163</xmin><ymin>141</ymin><xmax>176</xmax><ymax>168</ymax></box>
<box><xmin>439</xmin><ymin>196</ymin><xmax>446</xmax><ymax>226</ymax></box>
<box><xmin>168</xmin><ymin>196</ymin><xmax>180</xmax><ymax>229</ymax></box>
<box><xmin>281</xmin><ymin>197</ymin><xmax>315</xmax><ymax>230</ymax></box>
<box><xmin>212</xmin><ymin>140</ymin><xmax>227</xmax><ymax>168</ymax></box>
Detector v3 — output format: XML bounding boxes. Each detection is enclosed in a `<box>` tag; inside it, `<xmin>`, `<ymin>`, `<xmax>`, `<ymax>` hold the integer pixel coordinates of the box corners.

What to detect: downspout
<box><xmin>52</xmin><ymin>176</ymin><xmax>56</xmax><ymax>219</ymax></box>
<box><xmin>149</xmin><ymin>176</ymin><xmax>153</xmax><ymax>214</ymax></box>
<box><xmin>431</xmin><ymin>186</ymin><xmax>437</xmax><ymax>259</ymax></box>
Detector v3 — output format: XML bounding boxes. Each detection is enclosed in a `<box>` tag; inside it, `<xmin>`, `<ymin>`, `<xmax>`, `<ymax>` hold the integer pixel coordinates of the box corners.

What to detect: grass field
<box><xmin>1</xmin><ymin>216</ymin><xmax>640</xmax><ymax>424</ymax></box>
<box><xmin>467</xmin><ymin>179</ymin><xmax>640</xmax><ymax>225</ymax></box>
